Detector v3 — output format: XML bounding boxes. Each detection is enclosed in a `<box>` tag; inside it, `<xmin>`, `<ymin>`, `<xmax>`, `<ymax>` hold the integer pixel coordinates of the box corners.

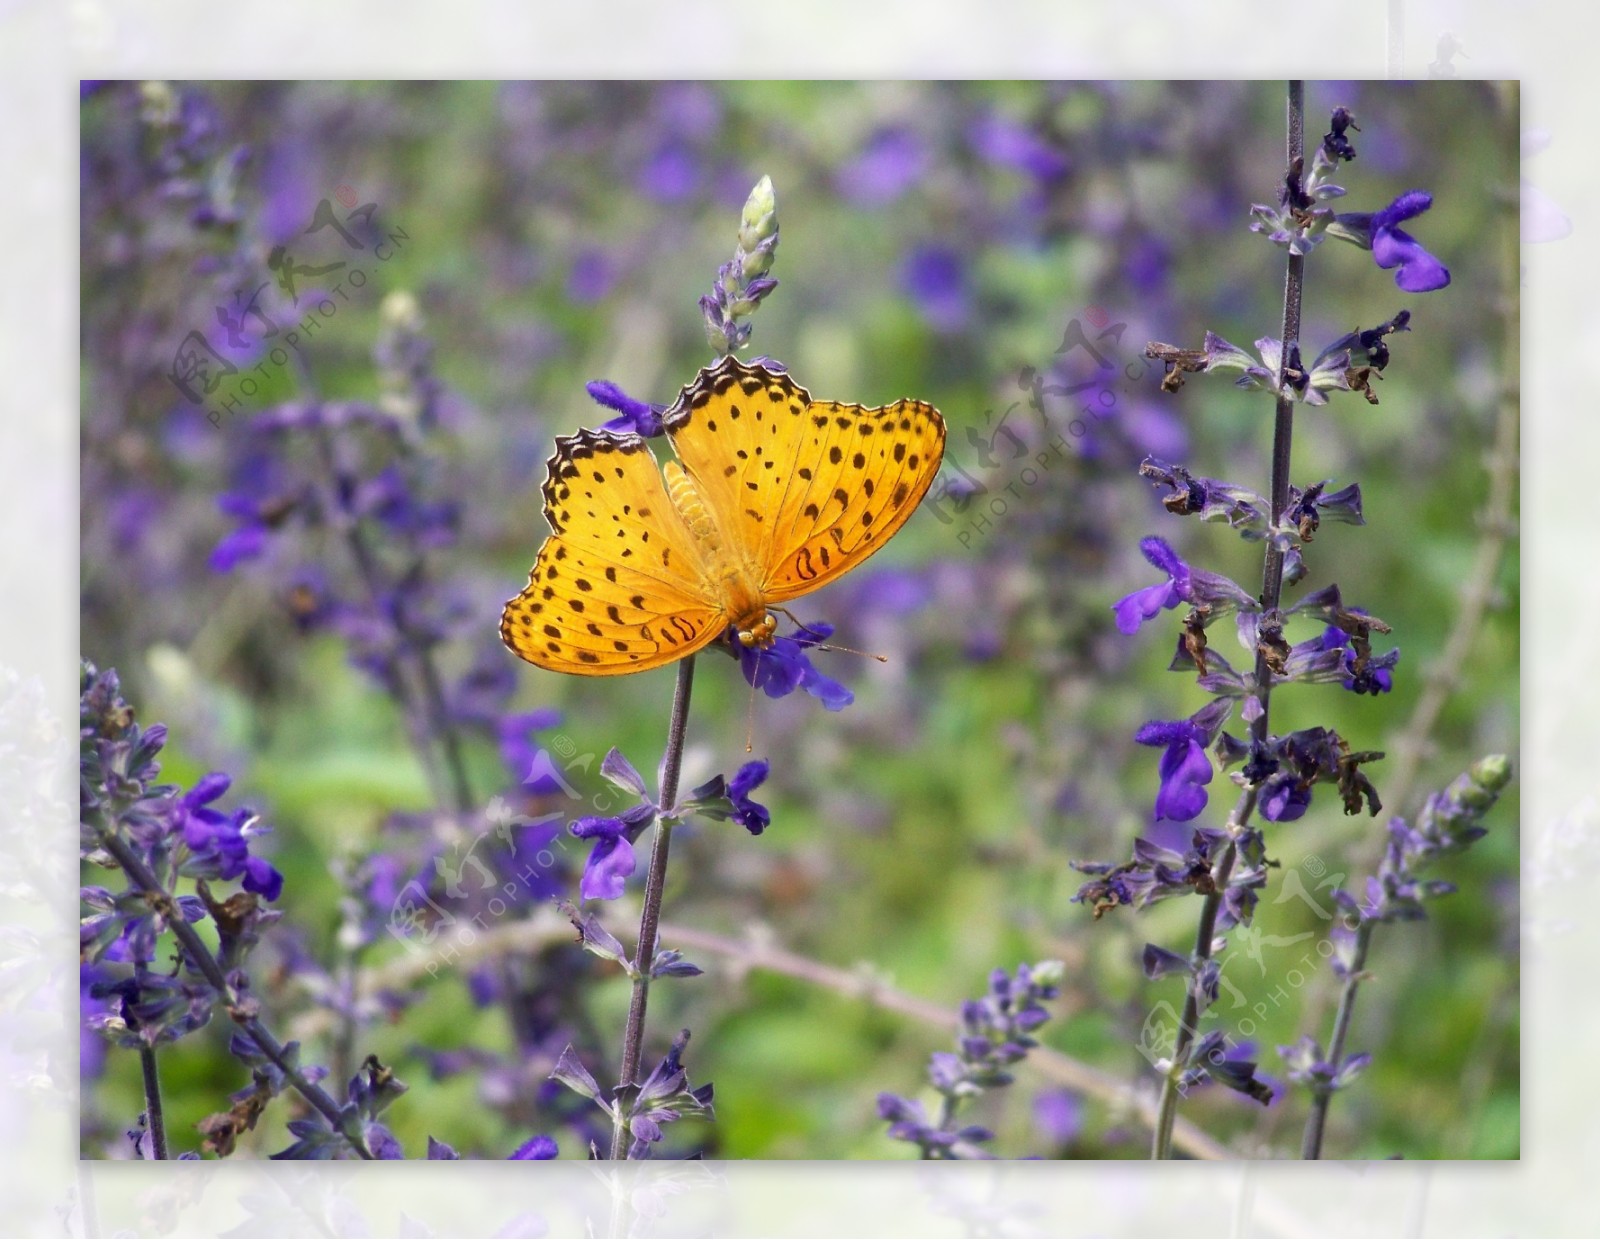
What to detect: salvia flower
<box><xmin>684</xmin><ymin>759</ymin><xmax>772</xmax><ymax>835</ymax></box>
<box><xmin>1133</xmin><ymin>698</ymin><xmax>1234</xmax><ymax>822</ymax></box>
<box><xmin>570</xmin><ymin>805</ymin><xmax>657</xmax><ymax>901</ymax></box>
<box><xmin>1334</xmin><ymin>191</ymin><xmax>1451</xmax><ymax>292</ymax></box>
<box><xmin>730</xmin><ymin>621</ymin><xmax>854</xmax><ymax>711</ymax></box>
<box><xmin>1112</xmin><ymin>536</ymin><xmax>1256</xmax><ymax>636</ymax></box>
<box><xmin>622</xmin><ymin>1029</ymin><xmax>715</xmax><ymax>1160</ymax></box>
<box><xmin>1138</xmin><ymin>458</ymin><xmax>1271</xmax><ymax>537</ymax></box>
<box><xmin>1072</xmin><ymin>824</ymin><xmax>1232</xmax><ymax>917</ymax></box>
<box><xmin>176</xmin><ymin>773</ymin><xmax>284</xmax><ymax>901</ymax></box>
<box><xmin>586</xmin><ymin>379</ymin><xmax>665</xmax><ymax>438</ymax></box>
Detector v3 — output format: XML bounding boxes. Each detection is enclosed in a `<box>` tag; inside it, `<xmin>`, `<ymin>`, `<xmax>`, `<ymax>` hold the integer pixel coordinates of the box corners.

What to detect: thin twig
<box><xmin>609</xmin><ymin>655</ymin><xmax>697</xmax><ymax>1160</ymax></box>
<box><xmin>295</xmin><ymin>905</ymin><xmax>1231</xmax><ymax>1159</ymax></box>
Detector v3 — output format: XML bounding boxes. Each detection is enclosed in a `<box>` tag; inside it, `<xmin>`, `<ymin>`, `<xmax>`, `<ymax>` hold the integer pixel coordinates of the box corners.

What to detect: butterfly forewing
<box><xmin>758</xmin><ymin>395</ymin><xmax>944</xmax><ymax>600</ymax></box>
<box><xmin>661</xmin><ymin>356</ymin><xmax>805</xmax><ymax>578</ymax></box>
<box><xmin>500</xmin><ymin>428</ymin><xmax>724</xmax><ymax>674</ymax></box>
<box><xmin>662</xmin><ymin>356</ymin><xmax>946</xmax><ymax>602</ymax></box>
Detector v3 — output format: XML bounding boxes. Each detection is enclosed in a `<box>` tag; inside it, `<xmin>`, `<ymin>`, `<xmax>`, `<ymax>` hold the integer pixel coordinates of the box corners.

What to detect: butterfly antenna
<box><xmin>771</xmin><ymin>607</ymin><xmax>889</xmax><ymax>663</ymax></box>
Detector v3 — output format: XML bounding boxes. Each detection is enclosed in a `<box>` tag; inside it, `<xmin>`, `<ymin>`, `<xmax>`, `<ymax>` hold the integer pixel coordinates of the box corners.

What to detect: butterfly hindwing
<box><xmin>500</xmin><ymin>428</ymin><xmax>723</xmax><ymax>674</ymax></box>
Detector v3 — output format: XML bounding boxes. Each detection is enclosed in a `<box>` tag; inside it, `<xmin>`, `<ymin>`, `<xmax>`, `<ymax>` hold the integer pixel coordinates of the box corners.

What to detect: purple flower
<box><xmin>586</xmin><ymin>379</ymin><xmax>665</xmax><ymax>438</ymax></box>
<box><xmin>1133</xmin><ymin>701</ymin><xmax>1231</xmax><ymax>823</ymax></box>
<box><xmin>735</xmin><ymin>623</ymin><xmax>853</xmax><ymax>711</ymax></box>
<box><xmin>208</xmin><ymin>493</ymin><xmax>276</xmax><ymax>572</ymax></box>
<box><xmin>967</xmin><ymin>113</ymin><xmax>1070</xmax><ymax>180</ymax></box>
<box><xmin>508</xmin><ymin>1134</ymin><xmax>559</xmax><ymax>1160</ymax></box>
<box><xmin>1367</xmin><ymin>191</ymin><xmax>1451</xmax><ymax>292</ymax></box>
<box><xmin>1112</xmin><ymin>536</ymin><xmax>1256</xmax><ymax>636</ymax></box>
<box><xmin>570</xmin><ymin>816</ymin><xmax>635</xmax><ymax>901</ymax></box>
<box><xmin>177</xmin><ymin>774</ymin><xmax>284</xmax><ymax>900</ymax></box>
<box><xmin>727</xmin><ymin>761</ymin><xmax>770</xmax><ymax>834</ymax></box>
<box><xmin>497</xmin><ymin>710</ymin><xmax>567</xmax><ymax>790</ymax></box>
<box><xmin>899</xmin><ymin>243</ymin><xmax>970</xmax><ymax>334</ymax></box>
<box><xmin>1113</xmin><ymin>536</ymin><xmax>1190</xmax><ymax>634</ymax></box>
<box><xmin>1319</xmin><ymin>626</ymin><xmax>1399</xmax><ymax>695</ymax></box>
<box><xmin>1135</xmin><ymin>719</ymin><xmax>1213</xmax><ymax>821</ymax></box>
<box><xmin>839</xmin><ymin>127</ymin><xmax>929</xmax><ymax>206</ymax></box>
<box><xmin>1259</xmin><ymin>770</ymin><xmax>1312</xmax><ymax>822</ymax></box>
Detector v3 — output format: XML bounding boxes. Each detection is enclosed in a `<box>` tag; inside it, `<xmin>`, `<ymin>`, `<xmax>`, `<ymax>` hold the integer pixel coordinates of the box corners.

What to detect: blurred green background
<box><xmin>80</xmin><ymin>80</ymin><xmax>1518</xmax><ymax>1159</ymax></box>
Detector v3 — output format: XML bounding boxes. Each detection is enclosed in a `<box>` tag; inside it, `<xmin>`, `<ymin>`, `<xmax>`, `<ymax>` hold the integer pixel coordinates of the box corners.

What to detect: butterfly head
<box><xmin>734</xmin><ymin>611</ymin><xmax>778</xmax><ymax>649</ymax></box>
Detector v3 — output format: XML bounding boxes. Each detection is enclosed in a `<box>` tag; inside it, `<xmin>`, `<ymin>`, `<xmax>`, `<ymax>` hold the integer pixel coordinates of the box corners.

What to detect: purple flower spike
<box><xmin>570</xmin><ymin>816</ymin><xmax>636</xmax><ymax>901</ymax></box>
<box><xmin>1369</xmin><ymin>191</ymin><xmax>1451</xmax><ymax>292</ymax></box>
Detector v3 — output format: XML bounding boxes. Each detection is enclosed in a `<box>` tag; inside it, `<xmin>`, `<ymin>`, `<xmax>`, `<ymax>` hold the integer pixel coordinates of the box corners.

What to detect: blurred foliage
<box><xmin>81</xmin><ymin>80</ymin><xmax>1517</xmax><ymax>1160</ymax></box>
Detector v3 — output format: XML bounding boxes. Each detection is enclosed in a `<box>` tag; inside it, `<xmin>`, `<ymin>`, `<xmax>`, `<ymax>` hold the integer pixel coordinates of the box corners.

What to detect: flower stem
<box><xmin>93</xmin><ymin>826</ymin><xmax>374</xmax><ymax>1159</ymax></box>
<box><xmin>137</xmin><ymin>1041</ymin><xmax>168</xmax><ymax>1159</ymax></box>
<box><xmin>1300</xmin><ymin>918</ymin><xmax>1376</xmax><ymax>1158</ymax></box>
<box><xmin>608</xmin><ymin>654</ymin><xmax>696</xmax><ymax>1160</ymax></box>
<box><xmin>1150</xmin><ymin>80</ymin><xmax>1305</xmax><ymax>1160</ymax></box>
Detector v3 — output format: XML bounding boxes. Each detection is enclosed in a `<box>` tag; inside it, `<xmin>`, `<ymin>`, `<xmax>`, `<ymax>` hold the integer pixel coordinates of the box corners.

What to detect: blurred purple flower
<box><xmin>899</xmin><ymin>243</ymin><xmax>971</xmax><ymax>334</ymax></box>
<box><xmin>839</xmin><ymin>127</ymin><xmax>928</xmax><ymax>206</ymax></box>
<box><xmin>968</xmin><ymin>113</ymin><xmax>1070</xmax><ymax>180</ymax></box>
<box><xmin>497</xmin><ymin>709</ymin><xmax>566</xmax><ymax>790</ymax></box>
<box><xmin>637</xmin><ymin>139</ymin><xmax>700</xmax><ymax>202</ymax></box>
<box><xmin>1033</xmin><ymin>1088</ymin><xmax>1084</xmax><ymax>1147</ymax></box>
<box><xmin>508</xmin><ymin>1134</ymin><xmax>559</xmax><ymax>1160</ymax></box>
<box><xmin>567</xmin><ymin>249</ymin><xmax>619</xmax><ymax>302</ymax></box>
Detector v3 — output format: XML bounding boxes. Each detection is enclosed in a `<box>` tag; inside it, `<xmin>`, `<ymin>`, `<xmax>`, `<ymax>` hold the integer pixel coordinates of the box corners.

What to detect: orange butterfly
<box><xmin>500</xmin><ymin>355</ymin><xmax>945</xmax><ymax>675</ymax></box>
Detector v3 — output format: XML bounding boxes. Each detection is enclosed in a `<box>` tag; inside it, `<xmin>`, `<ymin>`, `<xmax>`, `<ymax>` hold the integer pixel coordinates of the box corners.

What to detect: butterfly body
<box><xmin>501</xmin><ymin>355</ymin><xmax>945</xmax><ymax>676</ymax></box>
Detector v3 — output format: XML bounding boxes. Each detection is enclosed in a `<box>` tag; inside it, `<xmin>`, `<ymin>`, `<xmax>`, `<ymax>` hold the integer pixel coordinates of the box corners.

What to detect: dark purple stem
<box><xmin>1151</xmin><ymin>79</ymin><xmax>1305</xmax><ymax>1160</ymax></box>
<box><xmin>608</xmin><ymin>654</ymin><xmax>696</xmax><ymax>1160</ymax></box>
